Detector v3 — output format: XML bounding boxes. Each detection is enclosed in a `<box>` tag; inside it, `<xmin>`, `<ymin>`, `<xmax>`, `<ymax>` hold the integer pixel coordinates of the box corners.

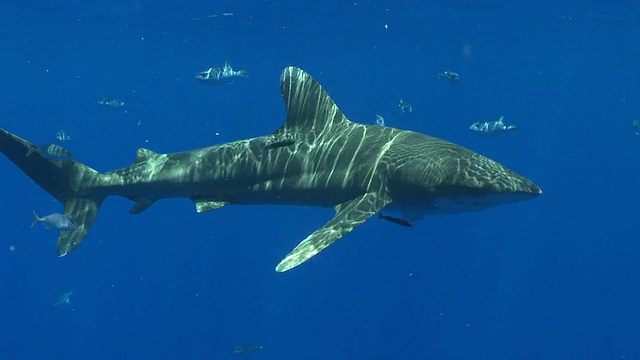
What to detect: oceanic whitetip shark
<box><xmin>0</xmin><ymin>66</ymin><xmax>541</xmax><ymax>272</ymax></box>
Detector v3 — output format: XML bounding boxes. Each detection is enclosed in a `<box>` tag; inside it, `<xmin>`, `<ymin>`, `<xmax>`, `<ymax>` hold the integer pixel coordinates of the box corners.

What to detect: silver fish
<box><xmin>32</xmin><ymin>211</ymin><xmax>76</xmax><ymax>231</ymax></box>
<box><xmin>469</xmin><ymin>116</ymin><xmax>518</xmax><ymax>137</ymax></box>
<box><xmin>375</xmin><ymin>114</ymin><xmax>385</xmax><ymax>127</ymax></box>
<box><xmin>437</xmin><ymin>70</ymin><xmax>460</xmax><ymax>84</ymax></box>
<box><xmin>398</xmin><ymin>99</ymin><xmax>412</xmax><ymax>115</ymax></box>
<box><xmin>96</xmin><ymin>97</ymin><xmax>125</xmax><ymax>107</ymax></box>
<box><xmin>56</xmin><ymin>130</ymin><xmax>71</xmax><ymax>142</ymax></box>
<box><xmin>196</xmin><ymin>61</ymin><xmax>249</xmax><ymax>85</ymax></box>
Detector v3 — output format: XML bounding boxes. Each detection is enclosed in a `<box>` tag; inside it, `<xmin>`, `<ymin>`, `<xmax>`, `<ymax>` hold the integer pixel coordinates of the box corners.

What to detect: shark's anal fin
<box><xmin>275</xmin><ymin>191</ymin><xmax>392</xmax><ymax>272</ymax></box>
<box><xmin>129</xmin><ymin>197</ymin><xmax>156</xmax><ymax>214</ymax></box>
<box><xmin>195</xmin><ymin>200</ymin><xmax>228</xmax><ymax>213</ymax></box>
<box><xmin>58</xmin><ymin>197</ymin><xmax>103</xmax><ymax>257</ymax></box>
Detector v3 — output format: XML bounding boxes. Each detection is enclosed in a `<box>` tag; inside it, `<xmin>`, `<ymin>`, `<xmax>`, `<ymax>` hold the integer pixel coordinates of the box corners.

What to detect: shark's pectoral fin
<box><xmin>195</xmin><ymin>200</ymin><xmax>228</xmax><ymax>213</ymax></box>
<box><xmin>58</xmin><ymin>197</ymin><xmax>103</xmax><ymax>257</ymax></box>
<box><xmin>275</xmin><ymin>191</ymin><xmax>392</xmax><ymax>272</ymax></box>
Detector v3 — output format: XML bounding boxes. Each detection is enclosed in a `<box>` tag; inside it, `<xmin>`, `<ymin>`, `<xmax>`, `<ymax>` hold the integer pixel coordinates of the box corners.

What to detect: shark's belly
<box><xmin>386</xmin><ymin>190</ymin><xmax>536</xmax><ymax>221</ymax></box>
<box><xmin>198</xmin><ymin>182</ymin><xmax>365</xmax><ymax>208</ymax></box>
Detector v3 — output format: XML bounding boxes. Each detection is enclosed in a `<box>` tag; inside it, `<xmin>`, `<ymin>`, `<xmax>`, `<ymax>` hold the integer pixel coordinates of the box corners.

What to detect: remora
<box><xmin>0</xmin><ymin>66</ymin><xmax>541</xmax><ymax>272</ymax></box>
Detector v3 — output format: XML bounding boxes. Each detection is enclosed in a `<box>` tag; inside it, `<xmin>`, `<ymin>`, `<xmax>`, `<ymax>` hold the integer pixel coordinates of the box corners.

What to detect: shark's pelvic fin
<box><xmin>195</xmin><ymin>200</ymin><xmax>228</xmax><ymax>213</ymax></box>
<box><xmin>276</xmin><ymin>191</ymin><xmax>392</xmax><ymax>272</ymax></box>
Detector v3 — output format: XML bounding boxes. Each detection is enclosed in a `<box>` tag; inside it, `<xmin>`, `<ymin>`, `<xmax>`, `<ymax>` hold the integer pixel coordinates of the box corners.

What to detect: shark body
<box><xmin>0</xmin><ymin>67</ymin><xmax>541</xmax><ymax>272</ymax></box>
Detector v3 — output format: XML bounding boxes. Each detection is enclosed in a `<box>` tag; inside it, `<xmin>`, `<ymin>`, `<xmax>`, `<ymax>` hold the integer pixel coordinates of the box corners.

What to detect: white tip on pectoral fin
<box><xmin>275</xmin><ymin>191</ymin><xmax>392</xmax><ymax>272</ymax></box>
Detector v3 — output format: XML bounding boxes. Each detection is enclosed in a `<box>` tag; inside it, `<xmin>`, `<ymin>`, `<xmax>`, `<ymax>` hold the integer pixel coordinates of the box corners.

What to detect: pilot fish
<box><xmin>398</xmin><ymin>99</ymin><xmax>413</xmax><ymax>115</ymax></box>
<box><xmin>56</xmin><ymin>130</ymin><xmax>71</xmax><ymax>142</ymax></box>
<box><xmin>196</xmin><ymin>61</ymin><xmax>249</xmax><ymax>85</ymax></box>
<box><xmin>438</xmin><ymin>70</ymin><xmax>460</xmax><ymax>84</ymax></box>
<box><xmin>32</xmin><ymin>211</ymin><xmax>76</xmax><ymax>231</ymax></box>
<box><xmin>96</xmin><ymin>97</ymin><xmax>125</xmax><ymax>108</ymax></box>
<box><xmin>35</xmin><ymin>144</ymin><xmax>73</xmax><ymax>161</ymax></box>
<box><xmin>469</xmin><ymin>116</ymin><xmax>518</xmax><ymax>136</ymax></box>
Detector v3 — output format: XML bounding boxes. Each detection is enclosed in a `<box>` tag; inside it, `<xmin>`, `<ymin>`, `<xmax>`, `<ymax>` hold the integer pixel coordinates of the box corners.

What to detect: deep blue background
<box><xmin>1</xmin><ymin>1</ymin><xmax>640</xmax><ymax>359</ymax></box>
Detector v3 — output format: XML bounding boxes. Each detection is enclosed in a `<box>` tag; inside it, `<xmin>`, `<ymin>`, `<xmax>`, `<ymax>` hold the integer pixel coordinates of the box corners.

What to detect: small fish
<box><xmin>26</xmin><ymin>144</ymin><xmax>73</xmax><ymax>160</ymax></box>
<box><xmin>193</xmin><ymin>12</ymin><xmax>235</xmax><ymax>20</ymax></box>
<box><xmin>378</xmin><ymin>213</ymin><xmax>412</xmax><ymax>227</ymax></box>
<box><xmin>96</xmin><ymin>97</ymin><xmax>125</xmax><ymax>108</ymax></box>
<box><xmin>32</xmin><ymin>211</ymin><xmax>76</xmax><ymax>231</ymax></box>
<box><xmin>437</xmin><ymin>70</ymin><xmax>460</xmax><ymax>84</ymax></box>
<box><xmin>469</xmin><ymin>116</ymin><xmax>518</xmax><ymax>137</ymax></box>
<box><xmin>375</xmin><ymin>114</ymin><xmax>386</xmax><ymax>126</ymax></box>
<box><xmin>54</xmin><ymin>289</ymin><xmax>75</xmax><ymax>306</ymax></box>
<box><xmin>233</xmin><ymin>342</ymin><xmax>263</xmax><ymax>359</ymax></box>
<box><xmin>398</xmin><ymin>99</ymin><xmax>413</xmax><ymax>115</ymax></box>
<box><xmin>39</xmin><ymin>144</ymin><xmax>73</xmax><ymax>160</ymax></box>
<box><xmin>633</xmin><ymin>120</ymin><xmax>639</xmax><ymax>135</ymax></box>
<box><xmin>56</xmin><ymin>130</ymin><xmax>71</xmax><ymax>142</ymax></box>
<box><xmin>196</xmin><ymin>61</ymin><xmax>249</xmax><ymax>85</ymax></box>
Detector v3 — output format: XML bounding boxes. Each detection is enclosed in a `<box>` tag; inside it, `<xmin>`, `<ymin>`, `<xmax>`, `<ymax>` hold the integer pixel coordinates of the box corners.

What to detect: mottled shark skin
<box><xmin>0</xmin><ymin>66</ymin><xmax>541</xmax><ymax>272</ymax></box>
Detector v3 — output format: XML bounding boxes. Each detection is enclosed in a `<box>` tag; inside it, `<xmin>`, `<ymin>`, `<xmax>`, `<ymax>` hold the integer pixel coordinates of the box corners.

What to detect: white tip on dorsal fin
<box><xmin>134</xmin><ymin>148</ymin><xmax>159</xmax><ymax>163</ymax></box>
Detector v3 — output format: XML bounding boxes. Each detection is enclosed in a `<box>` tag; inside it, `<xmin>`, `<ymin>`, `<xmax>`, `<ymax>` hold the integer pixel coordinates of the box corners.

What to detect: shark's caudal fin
<box><xmin>0</xmin><ymin>128</ymin><xmax>104</xmax><ymax>256</ymax></box>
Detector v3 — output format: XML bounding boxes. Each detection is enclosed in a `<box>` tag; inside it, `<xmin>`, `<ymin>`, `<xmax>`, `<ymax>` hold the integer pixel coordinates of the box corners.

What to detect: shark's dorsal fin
<box><xmin>275</xmin><ymin>191</ymin><xmax>393</xmax><ymax>272</ymax></box>
<box><xmin>134</xmin><ymin>148</ymin><xmax>159</xmax><ymax>164</ymax></box>
<box><xmin>279</xmin><ymin>66</ymin><xmax>350</xmax><ymax>132</ymax></box>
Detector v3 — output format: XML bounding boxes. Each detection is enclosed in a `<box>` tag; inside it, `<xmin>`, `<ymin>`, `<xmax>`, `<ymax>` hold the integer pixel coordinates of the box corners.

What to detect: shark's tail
<box><xmin>0</xmin><ymin>128</ymin><xmax>105</xmax><ymax>256</ymax></box>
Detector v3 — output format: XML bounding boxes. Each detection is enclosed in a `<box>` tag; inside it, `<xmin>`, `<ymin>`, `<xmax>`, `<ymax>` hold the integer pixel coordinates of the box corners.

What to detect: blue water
<box><xmin>1</xmin><ymin>1</ymin><xmax>639</xmax><ymax>359</ymax></box>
